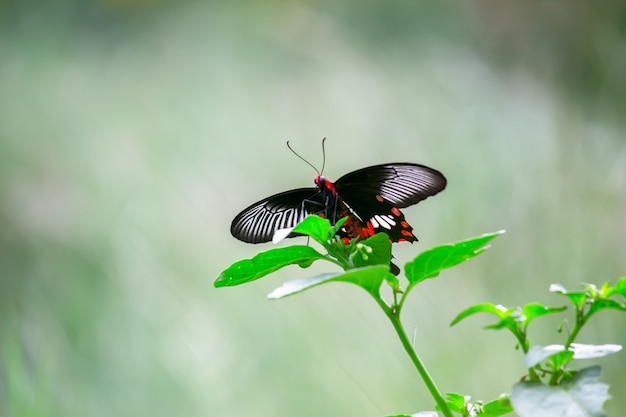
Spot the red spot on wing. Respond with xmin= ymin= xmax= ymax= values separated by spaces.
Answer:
xmin=376 ymin=195 xmax=384 ymax=202
xmin=391 ymin=207 xmax=401 ymax=216
xmin=366 ymin=221 xmax=376 ymax=236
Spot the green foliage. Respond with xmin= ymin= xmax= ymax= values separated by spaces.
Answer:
xmin=216 ymin=216 xmax=625 ymax=417
xmin=215 ymin=245 xmax=327 ymax=286
xmin=268 ymin=265 xmax=390 ymax=299
xmin=404 ymin=231 xmax=503 ymax=284
xmin=438 ymin=393 xmax=512 ymax=417
xmin=452 ymin=279 xmax=625 ymax=417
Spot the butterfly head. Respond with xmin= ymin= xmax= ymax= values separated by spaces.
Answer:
xmin=315 ymin=175 xmax=336 ymax=194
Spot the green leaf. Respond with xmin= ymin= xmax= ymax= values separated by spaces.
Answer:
xmin=267 ymin=265 xmax=390 ymax=299
xmin=549 ymin=284 xmax=587 ymax=310
xmin=588 ymin=298 xmax=626 ymax=316
xmin=480 ymin=395 xmax=513 ymax=417
xmin=442 ymin=392 xmax=466 ymax=413
xmin=450 ymin=303 xmax=509 ymax=327
xmin=215 ymin=245 xmax=327 ymax=287
xmin=511 ymin=366 xmax=609 ymax=417
xmin=291 ymin=215 xmax=334 ymax=245
xmin=484 ymin=306 xmax=522 ymax=332
xmin=351 ymin=232 xmax=392 ymax=268
xmin=405 ymin=231 xmax=504 ymax=286
xmin=522 ymin=303 xmax=567 ymax=326
xmin=606 ymin=277 xmax=626 ymax=298
xmin=452 ymin=304 xmax=522 ymax=336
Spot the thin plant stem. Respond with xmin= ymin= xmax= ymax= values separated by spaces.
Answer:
xmin=386 ymin=312 xmax=454 ymax=417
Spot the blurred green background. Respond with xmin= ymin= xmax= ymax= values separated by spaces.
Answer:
xmin=1 ymin=1 xmax=625 ymax=416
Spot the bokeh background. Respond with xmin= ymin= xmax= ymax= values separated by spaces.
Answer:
xmin=1 ymin=1 xmax=625 ymax=416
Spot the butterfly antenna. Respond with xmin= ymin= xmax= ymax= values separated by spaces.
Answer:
xmin=320 ymin=137 xmax=327 ymax=174
xmin=286 ymin=140 xmax=320 ymax=175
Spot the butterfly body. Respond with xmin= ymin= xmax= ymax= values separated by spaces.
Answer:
xmin=231 ymin=163 xmax=447 ymax=244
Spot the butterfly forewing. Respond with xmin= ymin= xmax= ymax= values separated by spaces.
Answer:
xmin=230 ymin=188 xmax=322 ymax=243
xmin=334 ymin=163 xmax=446 ymax=208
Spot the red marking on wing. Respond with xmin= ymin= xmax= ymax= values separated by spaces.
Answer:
xmin=366 ymin=221 xmax=376 ymax=236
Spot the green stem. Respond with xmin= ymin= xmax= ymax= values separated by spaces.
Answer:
xmin=386 ymin=312 xmax=454 ymax=417
xmin=564 ymin=310 xmax=586 ymax=348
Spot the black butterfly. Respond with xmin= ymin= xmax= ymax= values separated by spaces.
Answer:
xmin=230 ymin=161 xmax=447 ymax=245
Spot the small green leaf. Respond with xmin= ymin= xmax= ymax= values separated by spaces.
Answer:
xmin=450 ymin=303 xmax=509 ymax=327
xmin=215 ymin=246 xmax=327 ymax=287
xmin=480 ymin=395 xmax=513 ymax=417
xmin=549 ymin=350 xmax=576 ymax=373
xmin=549 ymin=284 xmax=587 ymax=310
xmin=511 ymin=366 xmax=609 ymax=417
xmin=606 ymin=277 xmax=626 ymax=298
xmin=331 ymin=216 xmax=349 ymax=235
xmin=442 ymin=392 xmax=467 ymax=412
xmin=405 ymin=231 xmax=504 ymax=286
xmin=291 ymin=215 xmax=334 ymax=245
xmin=588 ymin=298 xmax=626 ymax=316
xmin=522 ymin=303 xmax=567 ymax=326
xmin=267 ymin=265 xmax=390 ymax=299
xmin=484 ymin=306 xmax=522 ymax=332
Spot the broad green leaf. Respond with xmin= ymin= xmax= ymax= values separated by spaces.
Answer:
xmin=480 ymin=395 xmax=513 ymax=417
xmin=268 ymin=265 xmax=390 ymax=299
xmin=549 ymin=284 xmax=587 ymax=309
xmin=405 ymin=231 xmax=504 ymax=285
xmin=351 ymin=232 xmax=392 ymax=268
xmin=291 ymin=215 xmax=334 ymax=245
xmin=450 ymin=303 xmax=509 ymax=327
xmin=511 ymin=366 xmax=609 ymax=417
xmin=215 ymin=245 xmax=327 ymax=287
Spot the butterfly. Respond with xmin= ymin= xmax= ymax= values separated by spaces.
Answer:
xmin=230 ymin=142 xmax=447 ymax=246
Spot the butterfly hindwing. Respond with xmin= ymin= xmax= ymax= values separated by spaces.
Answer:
xmin=336 ymin=199 xmax=417 ymax=243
